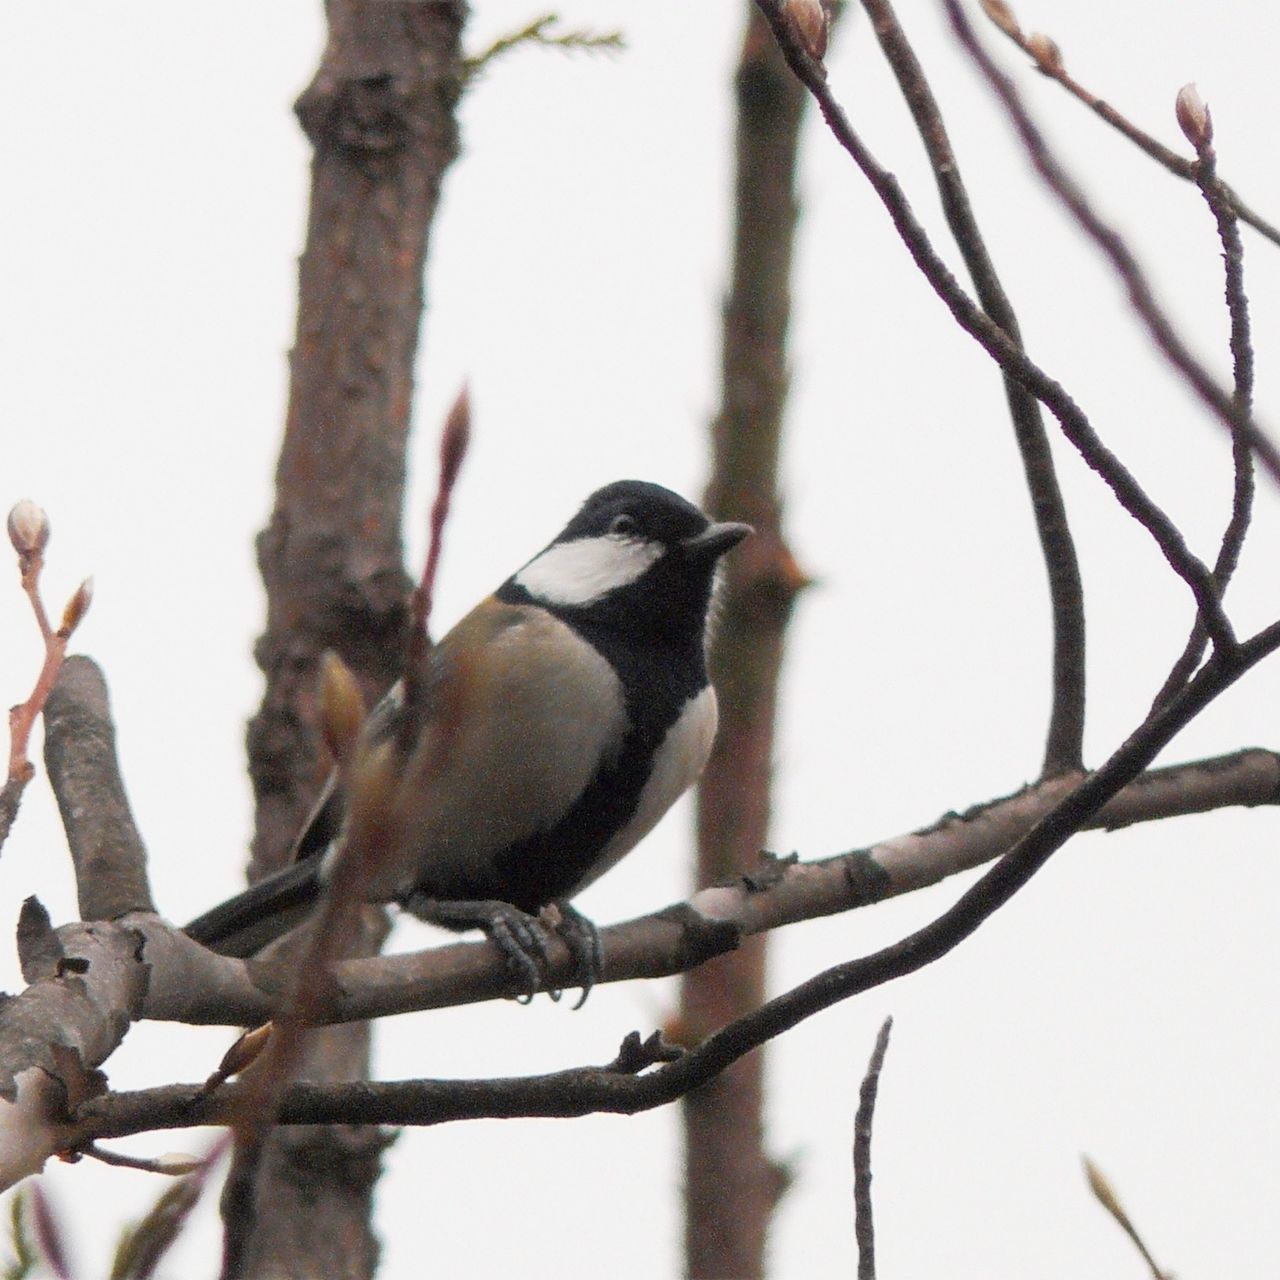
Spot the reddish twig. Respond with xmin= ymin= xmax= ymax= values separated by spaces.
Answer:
xmin=2 ymin=503 xmax=92 ymax=850
xmin=403 ymin=385 xmax=472 ymax=739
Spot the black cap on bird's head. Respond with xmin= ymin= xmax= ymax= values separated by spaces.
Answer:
xmin=506 ymin=481 xmax=751 ymax=640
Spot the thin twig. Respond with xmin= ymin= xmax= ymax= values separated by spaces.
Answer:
xmin=854 ymin=1016 xmax=893 ymax=1280
xmin=862 ymin=0 xmax=1084 ymax=775
xmin=753 ymin=0 xmax=1237 ymax=652
xmin=1082 ymin=1155 xmax=1170 ymax=1279
xmin=1150 ymin=113 xmax=1255 ymax=708
xmin=2 ymin=506 xmax=91 ymax=851
xmin=946 ymin=0 xmax=1280 ymax=492
xmin=980 ymin=6 xmax=1280 ymax=249
xmin=463 ymin=13 xmax=624 ymax=82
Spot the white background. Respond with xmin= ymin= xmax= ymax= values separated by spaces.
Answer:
xmin=1 ymin=2 xmax=1278 ymax=1276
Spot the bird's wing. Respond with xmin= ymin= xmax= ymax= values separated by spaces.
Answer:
xmin=353 ymin=600 xmax=630 ymax=902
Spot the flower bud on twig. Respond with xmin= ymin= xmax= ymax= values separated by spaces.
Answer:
xmin=1027 ymin=32 xmax=1063 ymax=75
xmin=980 ymin=0 xmax=1021 ymax=39
xmin=59 ymin=577 xmax=93 ymax=636
xmin=783 ymin=0 xmax=828 ymax=62
xmin=1175 ymin=82 xmax=1212 ymax=150
xmin=7 ymin=500 xmax=50 ymax=557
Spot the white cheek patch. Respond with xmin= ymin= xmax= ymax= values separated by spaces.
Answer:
xmin=515 ymin=535 xmax=664 ymax=607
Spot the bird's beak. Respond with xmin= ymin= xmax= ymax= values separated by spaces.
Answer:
xmin=681 ymin=521 xmax=753 ymax=560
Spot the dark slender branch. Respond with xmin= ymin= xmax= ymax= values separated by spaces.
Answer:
xmin=861 ymin=0 xmax=1084 ymax=775
xmin=1200 ymin=146 xmax=1256 ymax=583
xmin=983 ymin=11 xmax=1280 ymax=249
xmin=945 ymin=0 xmax=1280 ymax=492
xmin=75 ymin=619 xmax=1280 ymax=1143
xmin=854 ymin=1017 xmax=892 ymax=1280
xmin=752 ymin=0 xmax=1236 ymax=652
xmin=1150 ymin=126 xmax=1256 ymax=710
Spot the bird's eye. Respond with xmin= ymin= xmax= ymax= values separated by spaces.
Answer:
xmin=609 ymin=513 xmax=637 ymax=537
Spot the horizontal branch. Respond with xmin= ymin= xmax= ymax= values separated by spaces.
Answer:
xmin=136 ymin=745 xmax=1280 ymax=1028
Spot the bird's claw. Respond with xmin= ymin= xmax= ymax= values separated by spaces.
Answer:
xmin=405 ymin=894 xmax=601 ymax=1005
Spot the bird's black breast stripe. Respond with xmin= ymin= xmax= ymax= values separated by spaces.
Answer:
xmin=450 ymin=587 xmax=709 ymax=911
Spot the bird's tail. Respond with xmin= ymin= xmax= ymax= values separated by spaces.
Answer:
xmin=184 ymin=859 xmax=323 ymax=958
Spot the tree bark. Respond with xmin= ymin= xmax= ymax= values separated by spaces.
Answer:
xmin=683 ymin=8 xmax=811 ymax=1277
xmin=237 ymin=2 xmax=465 ymax=1275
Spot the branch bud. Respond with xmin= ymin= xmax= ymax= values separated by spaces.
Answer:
xmin=318 ymin=651 xmax=366 ymax=766
xmin=7 ymin=500 xmax=49 ymax=557
xmin=782 ymin=0 xmax=828 ymax=61
xmin=214 ymin=1022 xmax=273 ymax=1083
xmin=1027 ymin=32 xmax=1063 ymax=75
xmin=439 ymin=384 xmax=472 ymax=497
xmin=1082 ymin=1155 xmax=1129 ymax=1227
xmin=980 ymin=0 xmax=1022 ymax=39
xmin=1175 ymin=82 xmax=1212 ymax=149
xmin=59 ymin=577 xmax=93 ymax=636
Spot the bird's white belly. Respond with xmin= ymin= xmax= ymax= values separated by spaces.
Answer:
xmin=573 ymin=683 xmax=719 ymax=892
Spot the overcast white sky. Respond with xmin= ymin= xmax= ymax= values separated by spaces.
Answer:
xmin=1 ymin=2 xmax=1279 ymax=1277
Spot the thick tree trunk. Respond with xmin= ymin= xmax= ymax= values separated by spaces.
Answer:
xmin=683 ymin=8 xmax=811 ymax=1278
xmin=236 ymin=3 xmax=466 ymax=1275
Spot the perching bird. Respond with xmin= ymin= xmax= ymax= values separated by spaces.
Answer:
xmin=185 ymin=480 xmax=751 ymax=1000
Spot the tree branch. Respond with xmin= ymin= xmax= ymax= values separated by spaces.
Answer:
xmin=945 ymin=0 xmax=1280 ymax=489
xmin=43 ymin=657 xmax=154 ymax=921
xmin=854 ymin=1016 xmax=892 ymax=1280
xmin=70 ymin=613 xmax=1280 ymax=1148
xmin=862 ymin=0 xmax=1085 ymax=775
xmin=752 ymin=0 xmax=1238 ymax=650
xmin=980 ymin=6 xmax=1280 ymax=250
xmin=129 ymin=745 xmax=1280 ymax=1030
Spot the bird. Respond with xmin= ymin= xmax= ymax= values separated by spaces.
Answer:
xmin=184 ymin=480 xmax=751 ymax=1002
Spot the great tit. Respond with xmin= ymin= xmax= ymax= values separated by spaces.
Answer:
xmin=185 ymin=480 xmax=751 ymax=999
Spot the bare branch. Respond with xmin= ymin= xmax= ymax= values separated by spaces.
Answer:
xmin=944 ymin=0 xmax=1280 ymax=491
xmin=65 ymin=625 xmax=1280 ymax=1153
xmin=1152 ymin=104 xmax=1256 ymax=709
xmin=0 ymin=910 xmax=148 ymax=1189
xmin=1 ymin=504 xmax=88 ymax=852
xmin=854 ymin=1017 xmax=892 ymax=1280
xmin=43 ymin=657 xmax=154 ymax=920
xmin=862 ymin=0 xmax=1084 ymax=775
xmin=463 ymin=14 xmax=624 ymax=82
xmin=132 ymin=742 xmax=1280 ymax=1030
xmin=981 ymin=10 xmax=1280 ymax=249
xmin=751 ymin=0 xmax=1237 ymax=650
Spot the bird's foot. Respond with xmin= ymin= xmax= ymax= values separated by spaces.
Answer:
xmin=541 ymin=900 xmax=602 ymax=1009
xmin=404 ymin=895 xmax=552 ymax=1002
xmin=403 ymin=895 xmax=601 ymax=1006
